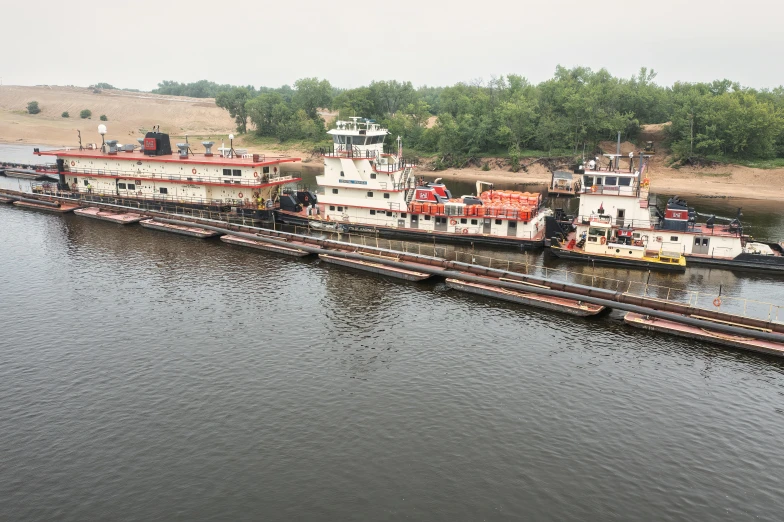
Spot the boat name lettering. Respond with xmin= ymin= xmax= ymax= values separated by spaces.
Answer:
xmin=338 ymin=179 xmax=368 ymax=185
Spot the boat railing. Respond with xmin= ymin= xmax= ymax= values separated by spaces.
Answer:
xmin=31 ymin=183 xmax=268 ymax=209
xmin=60 ymin=166 xmax=297 ymax=187
xmin=267 ymin=224 xmax=782 ymax=324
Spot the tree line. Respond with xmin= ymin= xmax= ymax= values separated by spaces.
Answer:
xmin=153 ymin=67 xmax=784 ymax=166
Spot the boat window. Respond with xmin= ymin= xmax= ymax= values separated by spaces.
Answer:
xmin=332 ymin=189 xmax=338 ymax=194
xmin=334 ymin=135 xmax=346 ymax=144
xmin=495 ymin=219 xmax=502 ymax=225
xmin=223 ymin=169 xmax=231 ymax=176
xmin=694 ymin=238 xmax=700 ymax=246
xmin=370 ymin=209 xmax=376 ymax=215
xmin=330 ymin=206 xmax=335 ymax=211
xmin=702 ymin=239 xmax=709 ymax=246
xmin=383 ymin=193 xmax=390 ymax=199
xmin=471 ymin=219 xmax=478 ymax=225
xmin=386 ymin=211 xmax=393 ymax=217
xmin=401 ymin=213 xmax=407 ymax=218
xmin=618 ymin=177 xmax=632 ymax=186
xmin=118 ymin=183 xmax=127 ymax=189
xmin=263 ymin=166 xmax=270 ymax=174
xmin=128 ymin=184 xmax=135 ymax=190
xmin=583 ymin=175 xmax=592 ymax=187
xmin=424 ymin=215 xmax=431 ymax=221
xmin=353 ymin=136 xmax=366 ymax=146
xmin=461 ymin=218 xmax=467 ymax=224
xmin=159 ymin=187 xmax=168 ymax=194
xmin=605 ymin=176 xmax=617 ymax=186
xmin=670 ymin=236 xmax=679 ymax=241
xmin=367 ymin=191 xmax=374 ymax=197
xmin=337 ymin=206 xmax=343 ymax=211
xmin=588 ymin=227 xmax=606 ymax=236
xmin=594 ymin=177 xmax=603 ymax=185
xmin=232 ymin=169 xmax=242 ymax=176
xmin=370 ymin=173 xmax=376 ymax=179
xmin=508 ymin=221 xmax=517 ymax=228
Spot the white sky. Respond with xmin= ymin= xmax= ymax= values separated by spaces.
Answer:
xmin=4 ymin=0 xmax=782 ymax=90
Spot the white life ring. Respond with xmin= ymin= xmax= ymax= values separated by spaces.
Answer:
xmin=70 ymin=161 xmax=75 ymax=166
xmin=462 ymin=228 xmax=468 ymax=234
xmin=254 ymin=172 xmax=259 ymax=178
xmin=238 ymin=192 xmax=243 ymax=198
xmin=450 ymin=219 xmax=457 ymax=226
xmin=191 ymin=168 xmax=197 ymax=174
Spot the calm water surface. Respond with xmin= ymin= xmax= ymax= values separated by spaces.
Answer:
xmin=3 ymin=144 xmax=784 ymax=520
xmin=2 ymin=203 xmax=784 ymax=521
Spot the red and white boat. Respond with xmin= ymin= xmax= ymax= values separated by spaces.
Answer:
xmin=276 ymin=117 xmax=552 ymax=249
xmin=34 ymin=128 xmax=301 ymax=216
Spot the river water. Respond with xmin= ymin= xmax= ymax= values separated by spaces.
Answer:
xmin=3 ymin=147 xmax=784 ymax=520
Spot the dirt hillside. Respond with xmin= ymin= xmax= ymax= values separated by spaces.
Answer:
xmin=0 ymin=85 xmax=236 ymax=147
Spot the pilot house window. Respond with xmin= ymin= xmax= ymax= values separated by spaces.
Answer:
xmin=223 ymin=169 xmax=231 ymax=176
xmin=263 ymin=167 xmax=270 ymax=174
xmin=118 ymin=183 xmax=126 ymax=189
xmin=159 ymin=187 xmax=168 ymax=194
xmin=232 ymin=169 xmax=241 ymax=176
xmin=332 ymin=189 xmax=339 ymax=194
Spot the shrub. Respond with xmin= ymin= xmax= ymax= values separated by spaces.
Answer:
xmin=62 ymin=111 xmax=70 ymax=118
xmin=80 ymin=109 xmax=92 ymax=119
xmin=100 ymin=114 xmax=107 ymax=121
xmin=27 ymin=101 xmax=41 ymax=114
xmin=481 ymin=162 xmax=490 ymax=171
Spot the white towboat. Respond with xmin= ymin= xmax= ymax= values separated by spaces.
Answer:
xmin=276 ymin=117 xmax=552 ymax=250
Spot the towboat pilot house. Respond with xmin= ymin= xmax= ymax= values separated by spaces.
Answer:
xmin=36 ymin=130 xmax=300 ymax=209
xmin=277 ymin=117 xmax=552 ymax=248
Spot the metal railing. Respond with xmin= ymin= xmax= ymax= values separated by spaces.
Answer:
xmin=59 ymin=166 xmax=297 ymax=187
xmin=576 ymin=214 xmax=743 ymax=237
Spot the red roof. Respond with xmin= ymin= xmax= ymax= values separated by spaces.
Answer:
xmin=37 ymin=148 xmax=300 ymax=167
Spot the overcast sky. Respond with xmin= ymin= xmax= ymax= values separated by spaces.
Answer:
xmin=4 ymin=0 xmax=781 ymax=91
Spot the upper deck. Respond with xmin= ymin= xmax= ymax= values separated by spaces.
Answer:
xmin=37 ymin=148 xmax=300 ymax=168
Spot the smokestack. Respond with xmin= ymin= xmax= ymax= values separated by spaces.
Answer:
xmin=176 ymin=143 xmax=188 ymax=159
xmin=202 ymin=141 xmax=214 ymax=157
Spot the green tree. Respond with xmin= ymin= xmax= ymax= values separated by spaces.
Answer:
xmin=216 ymin=87 xmax=252 ymax=133
xmin=27 ymin=101 xmax=41 ymax=114
xmin=80 ymin=109 xmax=92 ymax=119
xmin=292 ymin=78 xmax=333 ymax=120
xmin=61 ymin=111 xmax=69 ymax=118
xmin=100 ymin=114 xmax=108 ymax=121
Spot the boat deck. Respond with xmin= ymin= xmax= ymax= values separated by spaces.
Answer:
xmin=221 ymin=235 xmax=309 ymax=257
xmin=446 ymin=278 xmax=605 ymax=317
xmin=13 ymin=200 xmax=79 ymax=213
xmin=74 ymin=207 xmax=144 ymax=224
xmin=139 ymin=219 xmax=221 ymax=238
xmin=624 ymin=312 xmax=784 ymax=357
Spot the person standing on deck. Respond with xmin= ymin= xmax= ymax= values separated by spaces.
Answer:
xmin=629 ymin=151 xmax=634 ymax=173
xmin=87 ymin=183 xmax=92 ymax=194
xmin=588 ymin=158 xmax=596 ymax=171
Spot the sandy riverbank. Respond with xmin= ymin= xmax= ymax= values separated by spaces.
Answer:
xmin=2 ymin=85 xmax=783 ymax=201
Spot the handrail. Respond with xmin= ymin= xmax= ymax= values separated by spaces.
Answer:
xmin=59 ymin=166 xmax=297 ymax=187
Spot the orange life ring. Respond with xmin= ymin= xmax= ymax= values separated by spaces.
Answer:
xmin=70 ymin=161 xmax=75 ymax=166
xmin=462 ymin=228 xmax=468 ymax=234
xmin=591 ymin=185 xmax=598 ymax=193
xmin=600 ymin=236 xmax=607 ymax=245
xmin=713 ymin=297 xmax=722 ymax=307
xmin=192 ymin=168 xmax=197 ymax=174
xmin=449 ymin=219 xmax=457 ymax=226
xmin=656 ymin=236 xmax=663 ymax=242
xmin=238 ymin=192 xmax=243 ymax=198
xmin=254 ymin=172 xmax=259 ymax=178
